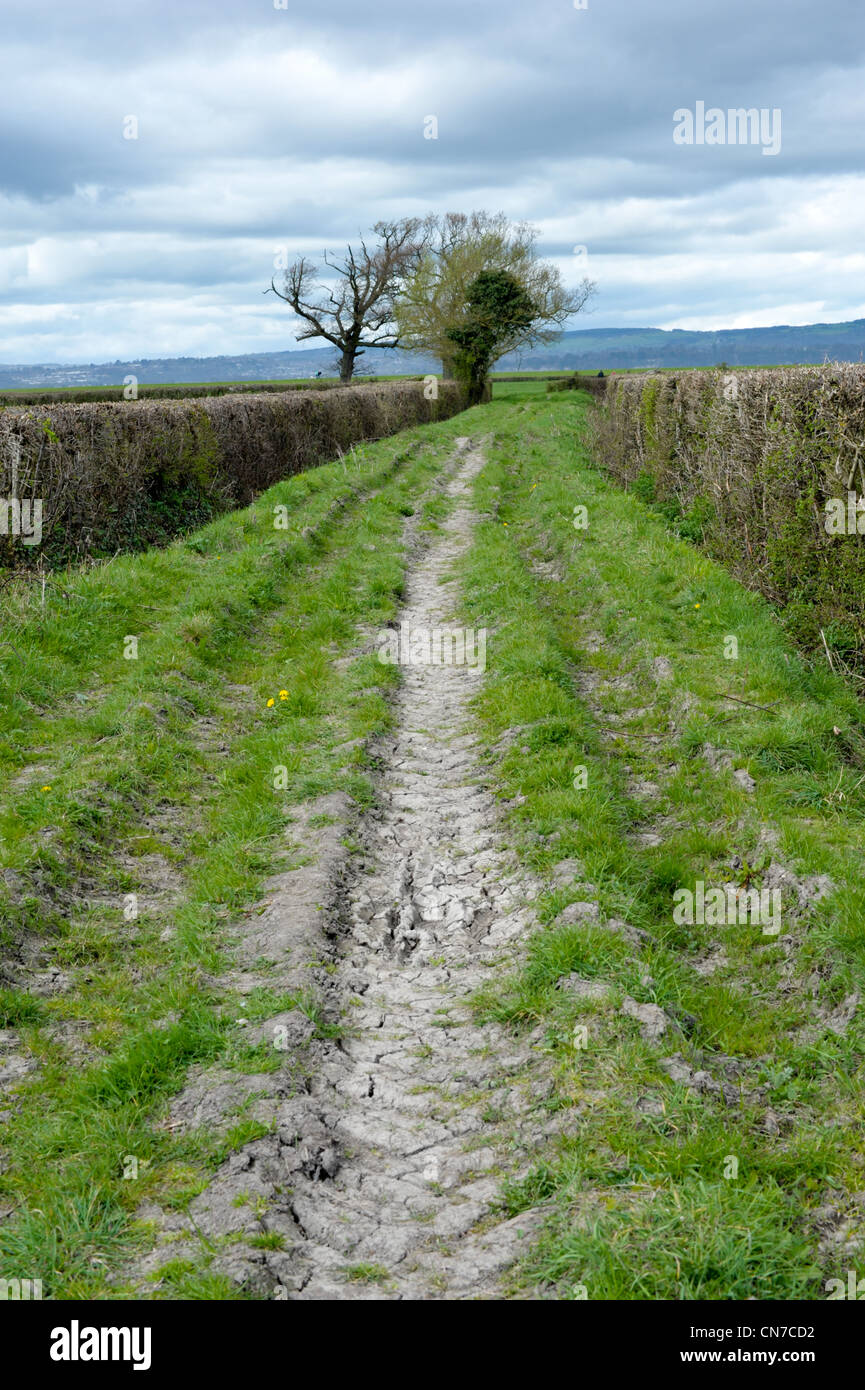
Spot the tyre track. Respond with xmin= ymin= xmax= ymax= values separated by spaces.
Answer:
xmin=132 ymin=437 xmax=552 ymax=1300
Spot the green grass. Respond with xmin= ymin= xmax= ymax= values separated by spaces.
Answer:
xmin=451 ymin=387 xmax=865 ymax=1300
xmin=342 ymin=1262 xmax=390 ymax=1284
xmin=0 ymin=408 xmax=473 ymax=1297
xmin=491 ymin=378 xmax=555 ymax=403
xmin=3 ymin=378 xmax=865 ymax=1301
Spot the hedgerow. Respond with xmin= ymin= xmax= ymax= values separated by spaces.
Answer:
xmin=0 ymin=379 xmax=464 ymax=565
xmin=588 ymin=364 xmax=865 ymax=668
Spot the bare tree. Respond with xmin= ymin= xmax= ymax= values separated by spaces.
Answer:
xmin=265 ymin=219 xmax=423 ymax=383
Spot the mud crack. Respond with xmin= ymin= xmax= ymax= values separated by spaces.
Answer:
xmin=124 ymin=438 xmax=552 ymax=1302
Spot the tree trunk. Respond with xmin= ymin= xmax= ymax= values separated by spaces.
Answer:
xmin=466 ymin=377 xmax=488 ymax=407
xmin=466 ymin=360 xmax=489 ymax=406
xmin=440 ymin=355 xmax=456 ymax=381
xmin=339 ymin=348 xmax=355 ymax=383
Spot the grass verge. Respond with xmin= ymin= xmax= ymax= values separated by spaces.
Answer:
xmin=455 ymin=388 xmax=865 ymax=1300
xmin=0 ymin=412 xmax=471 ymax=1297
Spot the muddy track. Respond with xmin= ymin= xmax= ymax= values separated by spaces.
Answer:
xmin=129 ymin=437 xmax=553 ymax=1301
xmin=0 ymin=446 xmax=431 ymax=1103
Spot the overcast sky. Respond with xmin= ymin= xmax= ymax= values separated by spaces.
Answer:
xmin=1 ymin=0 xmax=863 ymax=363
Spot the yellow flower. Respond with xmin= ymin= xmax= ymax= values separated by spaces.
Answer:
xmin=695 ymin=603 xmax=701 ymax=609
xmin=279 ymin=690 xmax=288 ymax=700
xmin=41 ymin=784 xmax=51 ymax=791
xmin=266 ymin=698 xmax=275 ymax=707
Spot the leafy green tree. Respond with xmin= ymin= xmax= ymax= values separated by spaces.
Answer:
xmin=446 ymin=270 xmax=537 ymax=404
xmin=395 ymin=211 xmax=595 ymax=378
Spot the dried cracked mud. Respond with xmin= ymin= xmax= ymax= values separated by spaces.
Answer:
xmin=130 ymin=438 xmax=553 ymax=1300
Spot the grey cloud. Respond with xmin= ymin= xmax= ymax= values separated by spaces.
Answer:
xmin=0 ymin=0 xmax=863 ymax=361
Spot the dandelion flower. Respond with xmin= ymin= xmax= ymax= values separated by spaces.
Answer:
xmin=266 ymin=697 xmax=275 ymax=707
xmin=279 ymin=690 xmax=288 ymax=700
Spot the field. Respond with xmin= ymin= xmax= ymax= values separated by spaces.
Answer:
xmin=1 ymin=376 xmax=864 ymax=1300
xmin=0 ymin=370 xmax=571 ymax=404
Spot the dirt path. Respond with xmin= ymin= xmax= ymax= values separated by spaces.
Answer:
xmin=132 ymin=439 xmax=552 ymax=1300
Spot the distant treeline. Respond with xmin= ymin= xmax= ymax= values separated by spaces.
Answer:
xmin=548 ymin=373 xmax=610 ymax=397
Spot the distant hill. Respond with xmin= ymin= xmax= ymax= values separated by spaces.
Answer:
xmin=507 ymin=319 xmax=865 ymax=371
xmin=0 ymin=346 xmax=437 ymax=390
xmin=1 ymin=317 xmax=863 ymax=388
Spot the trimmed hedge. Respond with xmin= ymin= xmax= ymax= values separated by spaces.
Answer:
xmin=0 ymin=379 xmax=464 ymax=566
xmin=589 ymin=363 xmax=865 ymax=667
xmin=548 ymin=373 xmax=609 ymax=398
xmin=491 ymin=372 xmax=573 ymax=382
xmin=0 ymin=378 xmax=405 ymax=407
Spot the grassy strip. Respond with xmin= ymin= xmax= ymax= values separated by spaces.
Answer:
xmin=0 ymin=411 xmax=472 ymax=1297
xmin=456 ymin=389 xmax=865 ymax=1299
xmin=0 ymin=444 xmax=374 ymax=772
